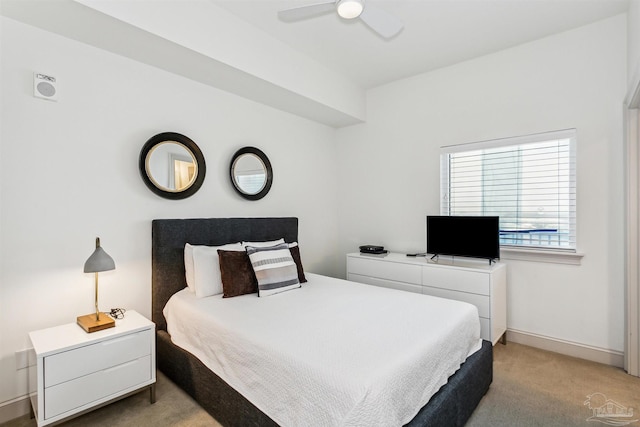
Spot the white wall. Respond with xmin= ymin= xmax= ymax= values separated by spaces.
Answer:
xmin=0 ymin=17 xmax=340 ymax=407
xmin=336 ymin=15 xmax=627 ymax=354
xmin=629 ymin=0 xmax=640 ymax=85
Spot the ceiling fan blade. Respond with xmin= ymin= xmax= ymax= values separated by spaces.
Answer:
xmin=278 ymin=1 xmax=336 ymax=22
xmin=359 ymin=4 xmax=403 ymax=39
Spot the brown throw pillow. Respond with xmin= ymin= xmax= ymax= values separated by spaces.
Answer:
xmin=218 ymin=250 xmax=258 ymax=298
xmin=289 ymin=245 xmax=307 ymax=283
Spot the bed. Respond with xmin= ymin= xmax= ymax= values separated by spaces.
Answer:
xmin=152 ymin=217 xmax=492 ymax=426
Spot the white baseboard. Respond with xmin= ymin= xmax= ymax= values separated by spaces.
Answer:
xmin=0 ymin=395 xmax=30 ymax=424
xmin=507 ymin=328 xmax=624 ymax=368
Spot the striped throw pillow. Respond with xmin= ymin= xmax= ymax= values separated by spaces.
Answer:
xmin=246 ymin=243 xmax=301 ymax=297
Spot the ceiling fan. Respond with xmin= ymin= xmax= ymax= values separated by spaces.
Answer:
xmin=278 ymin=0 xmax=404 ymax=39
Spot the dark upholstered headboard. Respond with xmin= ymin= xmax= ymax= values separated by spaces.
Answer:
xmin=152 ymin=217 xmax=299 ymax=332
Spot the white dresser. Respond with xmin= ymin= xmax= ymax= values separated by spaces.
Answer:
xmin=347 ymin=253 xmax=507 ymax=345
xmin=28 ymin=310 xmax=156 ymax=426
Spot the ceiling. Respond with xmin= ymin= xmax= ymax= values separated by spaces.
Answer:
xmin=0 ymin=0 xmax=630 ymax=127
xmin=213 ymin=0 xmax=630 ymax=89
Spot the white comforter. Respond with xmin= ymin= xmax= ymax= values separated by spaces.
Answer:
xmin=164 ymin=273 xmax=482 ymax=427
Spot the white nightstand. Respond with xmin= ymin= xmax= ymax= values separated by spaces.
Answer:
xmin=28 ymin=310 xmax=156 ymax=426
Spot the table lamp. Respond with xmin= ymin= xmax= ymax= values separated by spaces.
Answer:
xmin=77 ymin=237 xmax=116 ymax=333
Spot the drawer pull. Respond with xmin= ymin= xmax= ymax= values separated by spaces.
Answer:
xmin=104 ymin=359 xmax=139 ymax=373
xmin=102 ymin=333 xmax=139 ymax=346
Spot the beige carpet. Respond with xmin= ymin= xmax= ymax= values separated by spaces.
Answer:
xmin=3 ymin=342 xmax=639 ymax=426
xmin=467 ymin=342 xmax=640 ymax=426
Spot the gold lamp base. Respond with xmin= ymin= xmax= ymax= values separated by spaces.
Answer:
xmin=77 ymin=312 xmax=115 ymax=333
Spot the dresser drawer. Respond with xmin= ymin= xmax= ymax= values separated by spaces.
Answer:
xmin=421 ymin=285 xmax=490 ymax=318
xmin=479 ymin=317 xmax=490 ymax=342
xmin=45 ymin=329 xmax=152 ymax=386
xmin=45 ymin=355 xmax=152 ymax=419
xmin=348 ymin=256 xmax=422 ymax=285
xmin=423 ymin=266 xmax=490 ymax=295
xmin=349 ymin=273 xmax=423 ymax=294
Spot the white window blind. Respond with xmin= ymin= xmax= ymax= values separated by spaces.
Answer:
xmin=440 ymin=129 xmax=576 ymax=251
xmin=235 ymin=171 xmax=266 ymax=194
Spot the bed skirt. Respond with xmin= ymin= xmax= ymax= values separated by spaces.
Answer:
xmin=156 ymin=330 xmax=492 ymax=427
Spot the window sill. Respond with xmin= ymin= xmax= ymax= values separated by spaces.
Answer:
xmin=500 ymin=247 xmax=584 ymax=265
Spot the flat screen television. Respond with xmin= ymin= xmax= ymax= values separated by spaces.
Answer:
xmin=426 ymin=216 xmax=500 ymax=262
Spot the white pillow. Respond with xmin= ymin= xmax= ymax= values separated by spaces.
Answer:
xmin=184 ymin=243 xmax=196 ymax=292
xmin=242 ymin=238 xmax=285 ymax=248
xmin=190 ymin=243 xmax=244 ymax=298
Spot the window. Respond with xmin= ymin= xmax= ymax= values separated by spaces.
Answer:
xmin=235 ymin=173 xmax=265 ymax=194
xmin=440 ymin=129 xmax=576 ymax=251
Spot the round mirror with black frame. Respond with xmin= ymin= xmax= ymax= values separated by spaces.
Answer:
xmin=230 ymin=146 xmax=273 ymax=200
xmin=139 ymin=132 xmax=206 ymax=200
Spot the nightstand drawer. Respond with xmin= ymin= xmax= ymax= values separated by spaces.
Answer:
xmin=421 ymin=285 xmax=490 ymax=318
xmin=348 ymin=256 xmax=422 ymax=285
xmin=44 ymin=355 xmax=152 ymax=419
xmin=45 ymin=329 xmax=152 ymax=386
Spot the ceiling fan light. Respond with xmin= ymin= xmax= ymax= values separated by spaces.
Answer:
xmin=337 ymin=0 xmax=363 ymax=19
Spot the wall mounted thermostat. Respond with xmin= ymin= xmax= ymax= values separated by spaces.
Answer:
xmin=34 ymin=73 xmax=58 ymax=101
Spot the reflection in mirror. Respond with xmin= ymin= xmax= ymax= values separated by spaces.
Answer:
xmin=230 ymin=147 xmax=272 ymax=200
xmin=139 ymin=132 xmax=206 ymax=200
xmin=146 ymin=141 xmax=197 ymax=192
xmin=233 ymin=154 xmax=266 ymax=195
